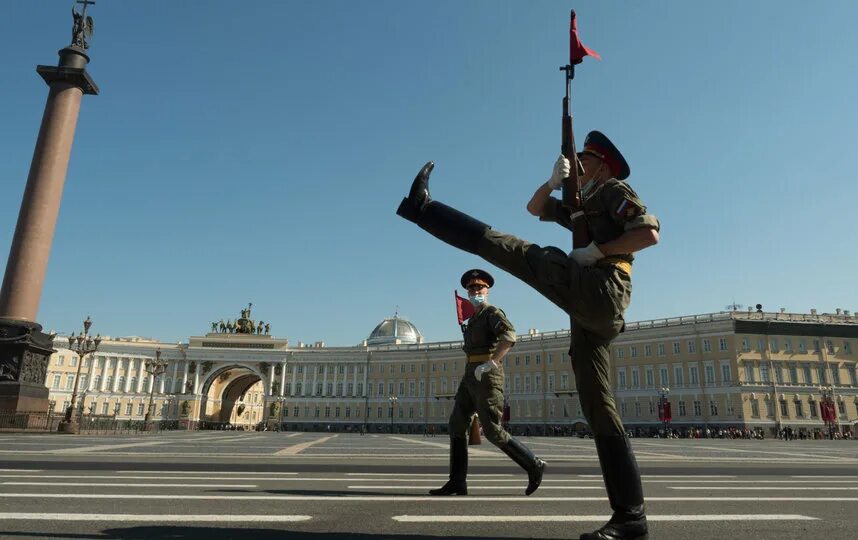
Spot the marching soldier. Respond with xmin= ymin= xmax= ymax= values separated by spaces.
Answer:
xmin=430 ymin=269 xmax=546 ymax=497
xmin=397 ymin=131 xmax=658 ymax=540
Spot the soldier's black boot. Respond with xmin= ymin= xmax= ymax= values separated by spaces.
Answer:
xmin=500 ymin=437 xmax=546 ymax=496
xmin=429 ymin=437 xmax=468 ymax=496
xmin=580 ymin=435 xmax=648 ymax=540
xmin=396 ymin=162 xmax=490 ymax=255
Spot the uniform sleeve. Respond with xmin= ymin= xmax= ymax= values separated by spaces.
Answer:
xmin=538 ymin=196 xmax=574 ymax=232
xmin=487 ymin=307 xmax=517 ymax=344
xmin=602 ymin=181 xmax=660 ymax=232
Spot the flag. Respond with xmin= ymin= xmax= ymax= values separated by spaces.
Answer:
xmin=569 ymin=10 xmax=601 ymax=65
xmin=455 ymin=291 xmax=475 ymax=324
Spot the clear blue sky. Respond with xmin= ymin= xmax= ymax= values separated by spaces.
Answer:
xmin=2 ymin=1 xmax=856 ymax=346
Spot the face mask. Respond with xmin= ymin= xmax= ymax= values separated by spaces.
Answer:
xmin=469 ymin=294 xmax=487 ymax=307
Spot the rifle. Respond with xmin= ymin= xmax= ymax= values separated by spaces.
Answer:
xmin=560 ymin=9 xmax=600 ymax=249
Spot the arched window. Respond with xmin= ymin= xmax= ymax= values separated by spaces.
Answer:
xmin=93 ymin=375 xmax=102 ymax=390
xmin=174 ymin=380 xmax=183 ymax=393
xmin=130 ymin=377 xmax=137 ymax=392
xmin=118 ymin=376 xmax=126 ymax=391
xmin=165 ymin=377 xmax=172 ymax=393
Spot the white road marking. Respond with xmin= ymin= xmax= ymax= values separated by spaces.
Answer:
xmin=793 ymin=475 xmax=858 ymax=478
xmin=1 ymin=482 xmax=258 ymax=488
xmin=0 ymin=493 xmax=855 ymax=502
xmin=0 ymin=469 xmax=42 ymax=472
xmin=387 ymin=436 xmax=497 ymax=457
xmin=0 ymin=513 xmax=311 ymax=522
xmin=275 ymin=435 xmax=338 ymax=455
xmin=578 ymin=474 xmax=735 ymax=478
xmin=44 ymin=440 xmax=170 ymax=453
xmin=116 ymin=470 xmax=298 ymax=475
xmin=671 ymin=486 xmax=858 ymax=491
xmin=348 ymin=485 xmax=604 ymax=490
xmin=392 ymin=514 xmax=819 ymax=522
xmin=346 ymin=472 xmax=514 ymax=477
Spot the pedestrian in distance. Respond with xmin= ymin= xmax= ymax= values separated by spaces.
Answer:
xmin=428 ymin=269 xmax=546 ymax=497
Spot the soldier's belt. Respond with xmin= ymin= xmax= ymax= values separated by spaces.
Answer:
xmin=597 ymin=256 xmax=632 ymax=276
xmin=467 ymin=353 xmax=492 ymax=363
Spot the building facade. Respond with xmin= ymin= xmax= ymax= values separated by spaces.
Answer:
xmin=43 ymin=309 xmax=858 ymax=436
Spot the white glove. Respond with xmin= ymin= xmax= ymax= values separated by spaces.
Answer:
xmin=547 ymin=155 xmax=571 ymax=190
xmin=474 ymin=360 xmax=496 ymax=382
xmin=570 ymin=241 xmax=604 ymax=267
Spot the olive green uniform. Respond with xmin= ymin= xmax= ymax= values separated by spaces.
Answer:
xmin=474 ymin=179 xmax=659 ymax=437
xmin=449 ymin=304 xmax=516 ymax=446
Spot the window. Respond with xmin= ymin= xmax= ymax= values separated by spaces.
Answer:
xmin=802 ymin=365 xmax=812 ymax=385
xmin=119 ymin=376 xmax=126 ymax=390
xmin=838 ymin=400 xmax=846 ymax=415
xmin=69 ymin=356 xmax=77 ymax=367
xmin=672 ymin=342 xmax=681 ymax=354
xmin=831 ymin=365 xmax=841 ymax=385
xmin=534 ymin=374 xmax=542 ymax=392
xmin=813 ymin=340 xmax=820 ymax=353
xmin=687 ymin=341 xmax=697 ymax=354
xmin=316 ymin=383 xmax=323 ymax=395
xmin=826 ymin=341 xmax=835 ymax=354
xmin=779 ymin=400 xmax=789 ymax=417
xmin=845 ymin=342 xmax=853 ymax=355
xmin=673 ymin=366 xmax=684 ymax=386
xmin=645 ymin=345 xmax=652 ymax=357
xmin=817 ymin=365 xmax=827 ymax=385
xmin=399 ymin=382 xmax=405 ymax=395
xmin=327 ymin=383 xmax=334 ymax=395
xmin=347 ymin=383 xmax=353 ymax=395
xmin=615 ymin=347 xmax=625 ymax=359
xmin=750 ymin=399 xmax=760 ymax=417
xmin=741 ymin=338 xmax=750 ymax=353
xmin=710 ymin=400 xmax=718 ymax=416
xmin=809 ymin=400 xmax=818 ymax=418
xmin=775 ymin=364 xmax=784 ymax=384
xmin=659 ymin=367 xmax=668 ymax=386
xmin=678 ymin=400 xmax=686 ymax=416
xmin=645 ymin=368 xmax=654 ymax=387
xmin=137 ymin=403 xmax=144 ymax=415
xmin=794 ymin=400 xmax=804 ymax=418
xmin=721 ymin=364 xmax=731 ymax=383
xmin=560 ymin=374 xmax=569 ymax=389
xmin=689 ymin=366 xmax=699 ymax=385
xmin=744 ymin=363 xmax=755 ymax=383
xmin=125 ymin=403 xmax=132 ymax=415
xmin=848 ymin=365 xmax=857 ymax=386
xmin=784 ymin=339 xmax=792 ymax=353
xmin=788 ymin=364 xmax=798 ymax=384
xmin=703 ymin=339 xmax=711 ymax=353
xmin=617 ymin=370 xmax=627 ymax=389
xmin=334 ymin=407 xmax=340 ymax=418
xmin=56 ymin=355 xmax=64 ymax=366
xmin=535 ymin=354 xmax=541 ymax=365
xmin=634 ymin=402 xmax=641 ymax=417
xmin=620 ymin=402 xmax=627 ymax=416
xmin=548 ymin=374 xmax=555 ymax=392
xmin=101 ymin=402 xmax=109 ymax=415
xmin=630 ymin=346 xmax=638 ymax=358
xmin=106 ymin=376 xmax=114 ymax=389
xmin=657 ymin=344 xmax=665 ymax=357
xmin=760 ymin=364 xmax=770 ymax=382
xmin=693 ymin=400 xmax=701 ymax=416
xmin=525 ymin=355 xmax=530 ymax=365
xmin=704 ymin=365 xmax=715 ymax=385
xmin=765 ymin=399 xmax=773 ymax=417
xmin=547 ymin=353 xmax=553 ymax=364
xmin=770 ymin=339 xmax=779 ymax=353
xmin=719 ymin=338 xmax=728 ymax=352
xmin=295 ymin=382 xmax=302 ymax=395
xmin=798 ymin=340 xmax=806 ymax=353
xmin=631 ymin=370 xmax=640 ymax=389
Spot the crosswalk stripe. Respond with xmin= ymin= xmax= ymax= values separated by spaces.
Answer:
xmin=1 ymin=482 xmax=257 ymax=487
xmin=275 ymin=435 xmax=338 ymax=455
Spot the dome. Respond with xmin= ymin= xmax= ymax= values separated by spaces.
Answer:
xmin=366 ymin=315 xmax=423 ymax=346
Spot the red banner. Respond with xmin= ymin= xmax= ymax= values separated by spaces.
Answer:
xmin=658 ymin=400 xmax=672 ymax=422
xmin=455 ymin=291 xmax=475 ymax=324
xmin=569 ymin=11 xmax=601 ymax=65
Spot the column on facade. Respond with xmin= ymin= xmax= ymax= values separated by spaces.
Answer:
xmin=268 ymin=363 xmax=275 ymax=395
xmin=331 ymin=364 xmax=338 ymax=397
xmin=322 ymin=365 xmax=329 ymax=397
xmin=181 ymin=362 xmax=189 ymax=395
xmin=311 ymin=364 xmax=317 ymax=397
xmin=99 ymin=358 xmax=109 ymax=391
xmin=193 ymin=365 xmax=200 ymax=394
xmin=148 ymin=371 xmax=154 ymax=394
xmin=171 ymin=361 xmax=180 ymax=394
xmin=124 ymin=362 xmax=132 ymax=393
xmin=302 ymin=364 xmax=308 ymax=397
xmin=352 ymin=365 xmax=359 ymax=397
xmin=87 ymin=356 xmax=97 ymax=390
xmin=136 ymin=359 xmax=145 ymax=393
xmin=111 ymin=357 xmax=121 ymax=392
xmin=280 ymin=359 xmax=287 ymax=397
xmin=158 ymin=369 xmax=166 ymax=394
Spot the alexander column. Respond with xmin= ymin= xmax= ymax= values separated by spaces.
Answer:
xmin=0 ymin=2 xmax=99 ymax=413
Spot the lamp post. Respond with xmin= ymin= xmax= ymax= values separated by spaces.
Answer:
xmin=143 ymin=348 xmax=168 ymax=431
xmin=819 ymin=386 xmax=838 ymax=440
xmin=57 ymin=316 xmax=100 ymax=433
xmin=388 ymin=395 xmax=398 ymax=434
xmin=658 ymin=386 xmax=671 ymax=436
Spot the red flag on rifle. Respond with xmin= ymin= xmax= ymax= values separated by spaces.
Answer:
xmin=455 ymin=291 xmax=475 ymax=324
xmin=569 ymin=11 xmax=601 ymax=64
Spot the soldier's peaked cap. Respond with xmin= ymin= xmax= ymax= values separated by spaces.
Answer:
xmin=579 ymin=130 xmax=630 ymax=180
xmin=461 ymin=269 xmax=494 ymax=289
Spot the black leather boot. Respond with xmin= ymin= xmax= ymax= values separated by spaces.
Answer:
xmin=500 ymin=438 xmax=546 ymax=496
xmin=579 ymin=435 xmax=648 ymax=540
xmin=396 ymin=162 xmax=490 ymax=255
xmin=429 ymin=437 xmax=468 ymax=496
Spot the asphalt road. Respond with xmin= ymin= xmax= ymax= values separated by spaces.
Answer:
xmin=0 ymin=431 xmax=856 ymax=539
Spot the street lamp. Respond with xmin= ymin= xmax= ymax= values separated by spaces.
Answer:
xmin=658 ymin=386 xmax=671 ymax=436
xmin=819 ymin=386 xmax=838 ymax=440
xmin=57 ymin=316 xmax=101 ymax=434
xmin=388 ymin=395 xmax=398 ymax=434
xmin=143 ymin=348 xmax=168 ymax=430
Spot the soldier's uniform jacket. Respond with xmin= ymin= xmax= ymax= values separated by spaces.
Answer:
xmin=462 ymin=305 xmax=516 ymax=356
xmin=539 ymin=179 xmax=660 ymax=265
